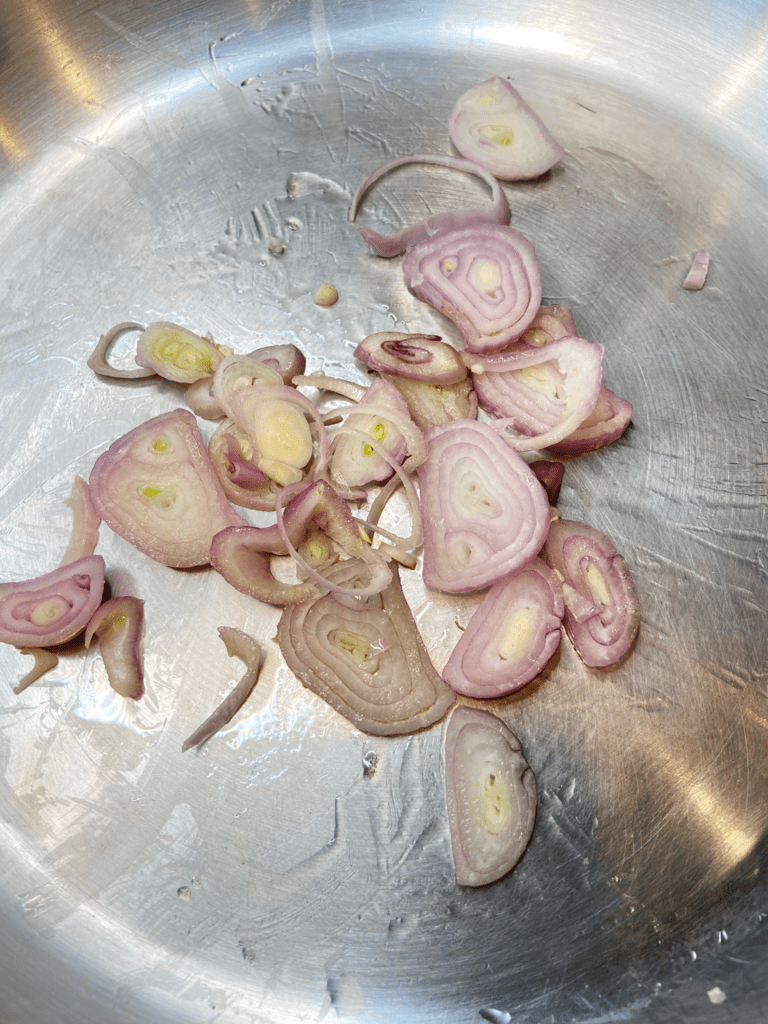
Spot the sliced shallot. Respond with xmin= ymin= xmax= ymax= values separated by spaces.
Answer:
xmin=348 ymin=154 xmax=510 ymax=258
xmin=546 ymin=384 xmax=633 ymax=456
xmin=87 ymin=322 xmax=156 ymax=380
xmin=682 ymin=249 xmax=710 ymax=291
xmin=89 ymin=409 xmax=246 ymax=568
xmin=0 ymin=555 xmax=105 ymax=648
xmin=448 ymin=77 xmax=564 ymax=181
xmin=354 ymin=332 xmax=468 ymax=386
xmin=542 ymin=518 xmax=640 ymax=668
xmin=182 ymin=627 xmax=263 ymax=751
xmin=442 ymin=558 xmax=563 ymax=698
xmin=470 ymin=336 xmax=604 ymax=451
xmin=402 ymin=223 xmax=542 ymax=354
xmin=136 ymin=321 xmax=228 ymax=383
xmin=85 ymin=596 xmax=145 ymax=700
xmin=59 ymin=476 xmax=101 ymax=566
xmin=277 ymin=561 xmax=455 ymax=736
xmin=417 ymin=419 xmax=550 ymax=594
xmin=13 ymin=648 xmax=59 ymax=695
xmin=520 ymin=303 xmax=577 ymax=348
xmin=381 ymin=373 xmax=477 ymax=431
xmin=328 ymin=378 xmax=410 ymax=489
xmin=444 ymin=705 xmax=537 ymax=887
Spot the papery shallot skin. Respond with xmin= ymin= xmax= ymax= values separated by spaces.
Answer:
xmin=442 ymin=558 xmax=564 ymax=698
xmin=0 ymin=555 xmax=105 ymax=648
xmin=444 ymin=705 xmax=537 ymax=887
xmin=277 ymin=562 xmax=455 ymax=736
xmin=89 ymin=409 xmax=246 ymax=568
xmin=448 ymin=77 xmax=564 ymax=181
xmin=542 ymin=518 xmax=640 ymax=668
xmin=418 ymin=419 xmax=550 ymax=594
xmin=402 ymin=223 xmax=542 ymax=354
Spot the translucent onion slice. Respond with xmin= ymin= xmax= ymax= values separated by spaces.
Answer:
xmin=59 ymin=476 xmax=101 ymax=566
xmin=448 ymin=77 xmax=564 ymax=181
xmin=328 ymin=379 xmax=410 ymax=489
xmin=354 ymin=332 xmax=467 ymax=386
xmin=85 ymin=596 xmax=145 ymax=700
xmin=14 ymin=649 xmax=59 ymax=695
xmin=228 ymin=383 xmax=321 ymax=486
xmin=182 ymin=627 xmax=263 ymax=751
xmin=348 ymin=154 xmax=510 ymax=258
xmin=277 ymin=562 xmax=455 ymax=736
xmin=135 ymin=321 xmax=227 ymax=383
xmin=381 ymin=373 xmax=478 ymax=431
xmin=0 ymin=555 xmax=105 ymax=648
xmin=444 ymin=705 xmax=537 ymax=887
xmin=89 ymin=409 xmax=246 ymax=568
xmin=542 ymin=518 xmax=640 ymax=668
xmin=442 ymin=558 xmax=563 ymax=698
xmin=418 ymin=419 xmax=550 ymax=594
xmin=87 ymin=322 xmax=156 ymax=380
xmin=469 ymin=337 xmax=604 ymax=451
xmin=546 ymin=384 xmax=633 ymax=456
xmin=402 ymin=223 xmax=542 ymax=354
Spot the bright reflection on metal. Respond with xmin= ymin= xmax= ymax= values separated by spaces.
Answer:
xmin=0 ymin=114 xmax=29 ymax=164
xmin=24 ymin=0 xmax=100 ymax=108
xmin=469 ymin=24 xmax=580 ymax=58
xmin=706 ymin=30 xmax=768 ymax=118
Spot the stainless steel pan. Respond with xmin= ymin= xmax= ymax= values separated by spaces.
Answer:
xmin=1 ymin=1 xmax=767 ymax=1021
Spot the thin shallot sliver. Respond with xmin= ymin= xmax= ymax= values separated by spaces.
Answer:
xmin=182 ymin=628 xmax=263 ymax=751
xmin=682 ymin=249 xmax=710 ymax=290
xmin=59 ymin=476 xmax=101 ymax=567
xmin=13 ymin=649 xmax=59 ymax=695
xmin=85 ymin=596 xmax=145 ymax=700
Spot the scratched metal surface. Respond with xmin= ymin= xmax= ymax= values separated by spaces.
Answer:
xmin=1 ymin=0 xmax=768 ymax=1022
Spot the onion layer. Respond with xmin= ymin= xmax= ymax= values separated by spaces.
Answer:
xmin=444 ymin=705 xmax=537 ymax=887
xmin=85 ymin=596 xmax=145 ymax=700
xmin=448 ymin=77 xmax=564 ymax=181
xmin=402 ymin=223 xmax=542 ymax=354
xmin=355 ymin=332 xmax=467 ymax=386
xmin=0 ymin=555 xmax=105 ymax=648
xmin=59 ymin=476 xmax=101 ymax=566
xmin=418 ymin=419 xmax=550 ymax=594
xmin=381 ymin=373 xmax=477 ymax=431
xmin=89 ymin=409 xmax=246 ymax=568
xmin=542 ymin=518 xmax=640 ymax=667
xmin=136 ymin=322 xmax=227 ymax=383
xmin=442 ymin=558 xmax=563 ymax=698
xmin=277 ymin=562 xmax=455 ymax=736
xmin=348 ymin=154 xmax=510 ymax=258
xmin=546 ymin=384 xmax=633 ymax=456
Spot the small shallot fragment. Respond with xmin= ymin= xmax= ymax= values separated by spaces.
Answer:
xmin=348 ymin=154 xmax=510 ymax=257
xmin=277 ymin=562 xmax=455 ymax=736
xmin=249 ymin=343 xmax=306 ymax=385
xmin=13 ymin=648 xmax=59 ymax=695
xmin=0 ymin=555 xmax=105 ymax=648
xmin=448 ymin=77 xmax=564 ymax=181
xmin=442 ymin=558 xmax=563 ymax=698
xmin=314 ymin=283 xmax=339 ymax=307
xmin=88 ymin=409 xmax=246 ymax=568
xmin=520 ymin=303 xmax=577 ymax=348
xmin=402 ymin=223 xmax=542 ymax=354
xmin=546 ymin=384 xmax=633 ymax=456
xmin=136 ymin=322 xmax=227 ymax=383
xmin=182 ymin=627 xmax=263 ymax=751
xmin=59 ymin=476 xmax=101 ymax=566
xmin=418 ymin=419 xmax=550 ymax=594
xmin=444 ymin=705 xmax=537 ymax=887
xmin=354 ymin=332 xmax=468 ymax=386
xmin=542 ymin=518 xmax=640 ymax=668
xmin=85 ymin=596 xmax=145 ymax=700
xmin=87 ymin=322 xmax=156 ymax=380
xmin=682 ymin=249 xmax=710 ymax=291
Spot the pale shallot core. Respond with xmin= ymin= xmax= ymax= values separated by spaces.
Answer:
xmin=546 ymin=384 xmax=633 ymax=456
xmin=520 ymin=303 xmax=577 ymax=348
xmin=348 ymin=154 xmax=510 ymax=257
xmin=402 ymin=223 xmax=542 ymax=353
xmin=354 ymin=332 xmax=468 ymax=386
xmin=682 ymin=249 xmax=710 ymax=290
xmin=87 ymin=322 xmax=156 ymax=380
xmin=444 ymin=705 xmax=537 ymax=887
xmin=59 ymin=476 xmax=101 ymax=566
xmin=470 ymin=337 xmax=604 ymax=451
xmin=448 ymin=77 xmax=564 ymax=181
xmin=442 ymin=558 xmax=564 ymax=698
xmin=88 ymin=408 xmax=245 ymax=568
xmin=212 ymin=353 xmax=283 ymax=422
xmin=314 ymin=283 xmax=339 ymax=307
xmin=182 ymin=627 xmax=263 ymax=751
xmin=277 ymin=562 xmax=455 ymax=736
xmin=418 ymin=419 xmax=550 ymax=594
xmin=0 ymin=555 xmax=106 ymax=648
xmin=14 ymin=649 xmax=59 ymax=695
xmin=136 ymin=321 xmax=227 ymax=383
xmin=542 ymin=518 xmax=640 ymax=668
xmin=85 ymin=596 xmax=145 ymax=700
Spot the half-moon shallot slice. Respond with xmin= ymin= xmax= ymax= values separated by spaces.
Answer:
xmin=444 ymin=705 xmax=537 ymax=887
